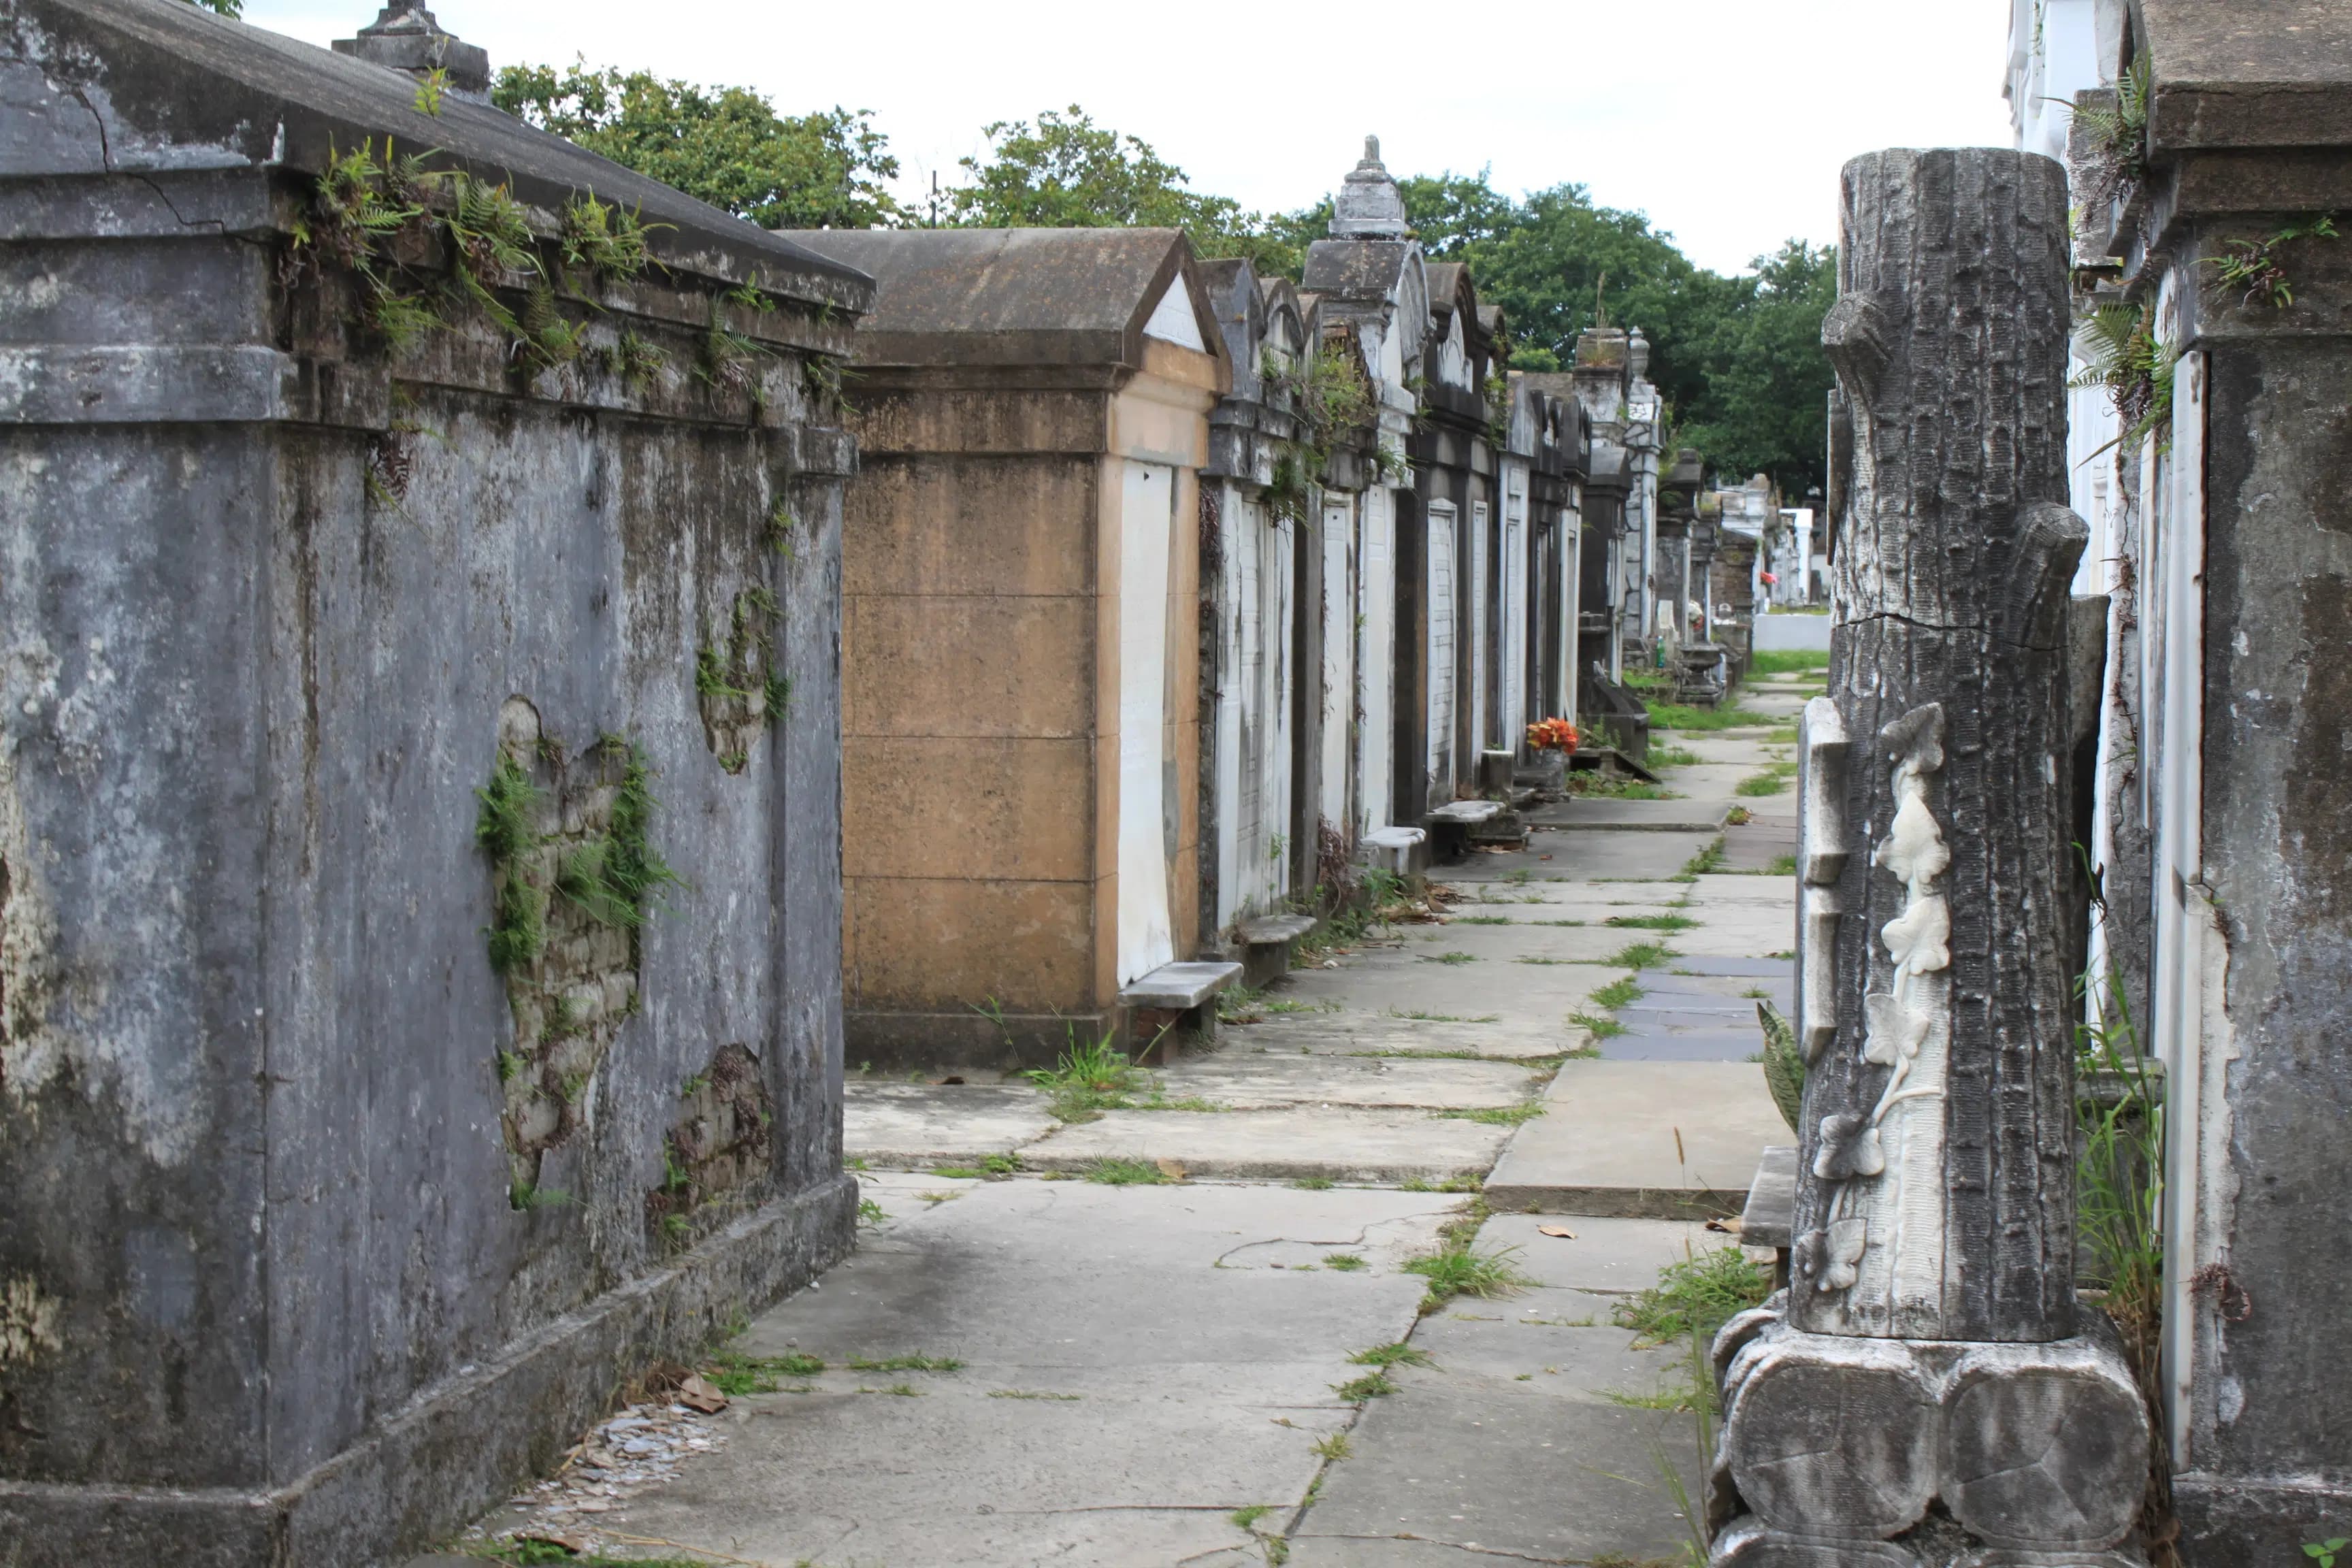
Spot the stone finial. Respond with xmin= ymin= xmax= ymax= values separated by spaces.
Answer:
xmin=332 ymin=2 xmax=491 ymax=101
xmin=1331 ymin=135 xmax=1408 ymax=240
xmin=1627 ymin=325 xmax=1650 ymax=379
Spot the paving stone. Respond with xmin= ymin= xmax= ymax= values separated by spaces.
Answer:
xmin=843 ymin=1083 xmax=1058 ymax=1167
xmin=1486 ymin=1060 xmax=1787 ymax=1218
xmin=491 ymin=1179 xmax=1452 ymax=1567
xmin=1146 ymin=1049 xmax=1544 ymax=1109
xmin=1028 ymin=1107 xmax=1509 ymax=1183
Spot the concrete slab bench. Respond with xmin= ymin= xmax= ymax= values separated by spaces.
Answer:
xmin=1120 ymin=960 xmax=1243 ymax=1061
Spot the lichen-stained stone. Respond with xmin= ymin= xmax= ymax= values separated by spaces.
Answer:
xmin=1720 ymin=1327 xmax=1938 ymax=1539
xmin=1940 ymin=1338 xmax=2151 ymax=1550
xmin=1710 ymin=1516 xmax=1923 ymax=1566
xmin=1794 ymin=145 xmax=2086 ymax=1345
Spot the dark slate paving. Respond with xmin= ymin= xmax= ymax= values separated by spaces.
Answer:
xmin=1670 ymin=956 xmax=1797 ymax=979
xmin=1600 ymin=966 xmax=1788 ymax=1061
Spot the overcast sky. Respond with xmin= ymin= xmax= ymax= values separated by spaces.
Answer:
xmin=239 ymin=0 xmax=2021 ymax=276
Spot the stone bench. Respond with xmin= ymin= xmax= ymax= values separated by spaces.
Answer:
xmin=1362 ymin=825 xmax=1429 ymax=884
xmin=1237 ymin=913 xmax=1318 ymax=988
xmin=1118 ymin=960 xmax=1242 ymax=1062
xmin=1741 ymin=1144 xmax=1797 ymax=1289
xmin=1427 ymin=798 xmax=1523 ymax=857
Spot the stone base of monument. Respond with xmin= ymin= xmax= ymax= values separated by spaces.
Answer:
xmin=1703 ymin=1296 xmax=2151 ymax=1567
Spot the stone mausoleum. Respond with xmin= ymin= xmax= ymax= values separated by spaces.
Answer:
xmin=789 ymin=227 xmax=1236 ymax=1071
xmin=0 ymin=2 xmax=869 ymax=1561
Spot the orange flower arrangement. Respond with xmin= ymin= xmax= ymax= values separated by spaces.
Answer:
xmin=1526 ymin=717 xmax=1580 ymax=753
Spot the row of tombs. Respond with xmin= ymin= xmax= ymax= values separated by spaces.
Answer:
xmin=44 ymin=1 xmax=2352 ymax=1567
xmin=0 ymin=2 xmax=1786 ymax=1563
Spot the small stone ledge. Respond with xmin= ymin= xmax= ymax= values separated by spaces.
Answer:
xmin=1118 ymin=960 xmax=1243 ymax=1011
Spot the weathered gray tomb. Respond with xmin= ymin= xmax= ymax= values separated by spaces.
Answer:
xmin=0 ymin=1 xmax=870 ymax=1563
xmin=1706 ymin=148 xmax=2151 ymax=1567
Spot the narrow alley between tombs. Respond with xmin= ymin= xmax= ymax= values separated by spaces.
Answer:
xmin=434 ymin=672 xmax=1816 ymax=1568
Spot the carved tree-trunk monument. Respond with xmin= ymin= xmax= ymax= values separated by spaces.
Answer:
xmin=1705 ymin=149 xmax=2151 ymax=1567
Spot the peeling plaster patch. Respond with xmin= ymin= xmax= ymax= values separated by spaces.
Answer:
xmin=0 ymin=1275 xmax=62 ymax=1367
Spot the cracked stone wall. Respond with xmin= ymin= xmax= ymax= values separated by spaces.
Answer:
xmin=0 ymin=4 xmax=868 ymax=1563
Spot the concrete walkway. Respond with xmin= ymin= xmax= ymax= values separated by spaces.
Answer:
xmin=423 ymin=698 xmax=1805 ymax=1567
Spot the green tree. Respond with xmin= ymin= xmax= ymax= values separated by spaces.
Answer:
xmin=1394 ymin=169 xmax=1831 ymax=493
xmin=949 ymin=107 xmax=1304 ymax=275
xmin=492 ymin=61 xmax=901 ymax=231
xmin=1678 ymin=240 xmax=1838 ymax=495
xmin=184 ymin=0 xmax=240 ymax=13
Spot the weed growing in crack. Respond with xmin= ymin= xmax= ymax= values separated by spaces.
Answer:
xmin=1322 ymin=1253 xmax=1365 ymax=1270
xmin=1403 ymin=1202 xmax=1531 ymax=1316
xmin=1310 ymin=1431 xmax=1352 ymax=1460
xmin=1292 ymin=1176 xmax=1335 ymax=1190
xmin=1588 ymin=976 xmax=1646 ymax=1011
xmin=1348 ymin=1342 xmax=1433 ymax=1369
xmin=1437 ymin=1103 xmax=1544 ymax=1126
xmin=1331 ymin=1371 xmax=1396 ymax=1401
xmin=1604 ymin=941 xmax=1676 ymax=970
xmin=990 ymin=1389 xmax=1081 ymax=1401
xmin=847 ymin=1353 xmax=963 ymax=1373
xmin=704 ymin=1350 xmax=824 ymax=1394
xmin=1025 ymin=1028 xmax=1139 ymax=1121
xmin=1605 ymin=913 xmax=1699 ymax=932
xmin=1081 ymin=1158 xmax=1166 ymax=1186
xmin=1611 ymin=1245 xmax=1771 ymax=1348
xmin=1675 ymin=837 xmax=1727 ymax=880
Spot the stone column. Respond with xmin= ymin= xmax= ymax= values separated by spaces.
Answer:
xmin=1708 ymin=148 xmax=2151 ymax=1567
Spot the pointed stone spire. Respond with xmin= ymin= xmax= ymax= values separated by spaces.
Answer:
xmin=1330 ymin=135 xmax=1408 ymax=240
xmin=333 ymin=3 xmax=491 ymax=101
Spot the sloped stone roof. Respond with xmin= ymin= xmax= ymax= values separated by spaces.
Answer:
xmin=5 ymin=0 xmax=872 ymax=310
xmin=787 ymin=228 xmax=1220 ymax=370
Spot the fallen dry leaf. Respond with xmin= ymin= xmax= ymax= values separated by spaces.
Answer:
xmin=676 ymin=1373 xmax=729 ymax=1414
xmin=1536 ymin=1225 xmax=1577 ymax=1239
xmin=1155 ymin=1158 xmax=1188 ymax=1181
xmin=1705 ymin=1217 xmax=1742 ymax=1235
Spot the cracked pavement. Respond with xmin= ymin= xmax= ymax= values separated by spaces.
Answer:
xmin=419 ymin=679 xmax=1810 ymax=1566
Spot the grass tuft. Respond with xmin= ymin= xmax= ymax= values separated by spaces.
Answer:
xmin=1611 ymin=1246 xmax=1773 ymax=1348
xmin=1606 ymin=913 xmax=1699 ymax=932
xmin=1437 ymin=1103 xmax=1544 ymax=1126
xmin=1025 ymin=1028 xmax=1139 ymax=1122
xmin=703 ymin=1349 xmax=824 ymax=1394
xmin=1348 ymin=1341 xmax=1434 ymax=1369
xmin=1322 ymin=1252 xmax=1367 ymax=1271
xmin=1082 ymin=1157 xmax=1166 ymax=1186
xmin=1332 ymin=1371 xmax=1396 ymax=1401
xmin=847 ymin=1353 xmax=964 ymax=1373
xmin=1402 ymin=1240 xmax=1534 ymax=1315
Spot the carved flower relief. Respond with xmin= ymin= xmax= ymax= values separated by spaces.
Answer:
xmin=1793 ymin=1219 xmax=1870 ymax=1293
xmin=1875 ymin=787 xmax=1950 ymax=888
xmin=1863 ymin=989 xmax=1931 ymax=1066
xmin=1813 ymin=1111 xmax=1884 ymax=1180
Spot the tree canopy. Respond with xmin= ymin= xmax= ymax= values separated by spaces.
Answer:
xmin=947 ymin=107 xmax=1316 ymax=277
xmin=1399 ymin=171 xmax=1831 ymax=494
xmin=479 ymin=71 xmax=1832 ymax=493
xmin=492 ymin=62 xmax=901 ymax=231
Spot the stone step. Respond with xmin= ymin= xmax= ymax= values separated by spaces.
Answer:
xmin=1484 ymin=1059 xmax=1787 ymax=1220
